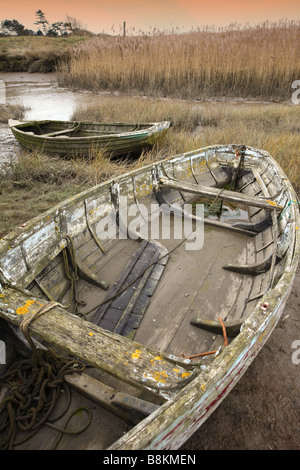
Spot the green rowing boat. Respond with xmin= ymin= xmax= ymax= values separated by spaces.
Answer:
xmin=8 ymin=119 xmax=170 ymax=157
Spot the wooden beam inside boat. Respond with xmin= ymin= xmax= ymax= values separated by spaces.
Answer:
xmin=0 ymin=287 xmax=194 ymax=400
xmin=42 ymin=125 xmax=80 ymax=138
xmin=64 ymin=371 xmax=160 ymax=424
xmin=159 ymin=177 xmax=283 ymax=211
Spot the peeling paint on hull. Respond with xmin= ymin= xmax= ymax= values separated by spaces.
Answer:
xmin=146 ymin=283 xmax=292 ymax=450
xmin=0 ymin=144 xmax=299 ymax=450
xmin=8 ymin=119 xmax=170 ymax=157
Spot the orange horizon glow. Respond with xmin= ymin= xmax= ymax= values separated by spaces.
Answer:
xmin=0 ymin=0 xmax=300 ymax=34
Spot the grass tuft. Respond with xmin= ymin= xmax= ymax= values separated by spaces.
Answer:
xmin=0 ymin=104 xmax=27 ymax=123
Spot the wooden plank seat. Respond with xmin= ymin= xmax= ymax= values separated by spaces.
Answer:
xmin=91 ymin=239 xmax=169 ymax=338
xmin=159 ymin=177 xmax=283 ymax=211
xmin=42 ymin=124 xmax=81 ymax=138
xmin=0 ymin=286 xmax=195 ymax=400
xmin=155 ymin=184 xmax=258 ymax=237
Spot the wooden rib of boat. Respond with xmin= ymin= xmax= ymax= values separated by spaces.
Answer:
xmin=8 ymin=119 xmax=170 ymax=157
xmin=0 ymin=144 xmax=299 ymax=450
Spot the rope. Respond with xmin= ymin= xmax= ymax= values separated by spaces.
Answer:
xmin=218 ymin=318 xmax=228 ymax=347
xmin=0 ymin=301 xmax=90 ymax=450
xmin=59 ymin=236 xmax=87 ymax=315
xmin=278 ymin=199 xmax=300 ymax=221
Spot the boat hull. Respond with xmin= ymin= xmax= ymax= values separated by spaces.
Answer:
xmin=111 ymin=278 xmax=294 ymax=450
xmin=0 ymin=144 xmax=299 ymax=450
xmin=9 ymin=119 xmax=170 ymax=157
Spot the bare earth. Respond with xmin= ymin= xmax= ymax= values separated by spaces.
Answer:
xmin=181 ymin=264 xmax=300 ymax=450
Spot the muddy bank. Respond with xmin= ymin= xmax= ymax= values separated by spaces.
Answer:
xmin=0 ymin=51 xmax=68 ymax=73
xmin=0 ymin=72 xmax=98 ymax=162
xmin=181 ymin=264 xmax=300 ymax=450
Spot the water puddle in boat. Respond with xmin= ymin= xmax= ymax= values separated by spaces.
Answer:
xmin=193 ymin=198 xmax=249 ymax=223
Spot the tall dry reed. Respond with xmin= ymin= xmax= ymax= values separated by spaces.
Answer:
xmin=58 ymin=20 xmax=300 ymax=100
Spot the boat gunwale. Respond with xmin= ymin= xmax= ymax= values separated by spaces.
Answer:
xmin=109 ymin=148 xmax=300 ymax=449
xmin=0 ymin=143 xmax=299 ymax=449
xmin=9 ymin=120 xmax=170 ymax=141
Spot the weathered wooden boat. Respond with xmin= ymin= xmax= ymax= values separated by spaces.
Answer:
xmin=8 ymin=119 xmax=170 ymax=157
xmin=0 ymin=144 xmax=299 ymax=450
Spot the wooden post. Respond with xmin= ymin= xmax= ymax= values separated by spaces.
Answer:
xmin=123 ymin=21 xmax=126 ymax=37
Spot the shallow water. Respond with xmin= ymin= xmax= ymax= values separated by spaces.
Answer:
xmin=0 ymin=72 xmax=103 ymax=163
xmin=0 ymin=72 xmax=279 ymax=164
xmin=194 ymin=198 xmax=249 ymax=223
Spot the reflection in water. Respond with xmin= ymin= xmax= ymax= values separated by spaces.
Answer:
xmin=1 ymin=72 xmax=77 ymax=120
xmin=194 ymin=198 xmax=249 ymax=223
xmin=0 ymin=72 xmax=100 ymax=163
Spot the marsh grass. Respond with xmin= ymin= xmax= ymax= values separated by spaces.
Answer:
xmin=73 ymin=97 xmax=300 ymax=191
xmin=59 ymin=20 xmax=300 ymax=101
xmin=0 ymin=148 xmax=137 ymax=237
xmin=71 ymin=96 xmax=206 ymax=130
xmin=0 ymin=35 xmax=87 ymax=72
xmin=0 ymin=104 xmax=27 ymax=123
xmin=1 ymin=97 xmax=299 ymax=237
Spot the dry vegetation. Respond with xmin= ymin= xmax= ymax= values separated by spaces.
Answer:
xmin=72 ymin=97 xmax=300 ymax=191
xmin=0 ymin=104 xmax=27 ymax=123
xmin=58 ymin=20 xmax=300 ymax=101
xmin=0 ymin=35 xmax=87 ymax=72
xmin=1 ymin=20 xmax=299 ymax=236
xmin=0 ymin=149 xmax=131 ymax=238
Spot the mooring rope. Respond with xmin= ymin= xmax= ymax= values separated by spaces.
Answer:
xmin=60 ymin=236 xmax=87 ymax=315
xmin=0 ymin=301 xmax=91 ymax=450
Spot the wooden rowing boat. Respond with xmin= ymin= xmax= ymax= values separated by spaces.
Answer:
xmin=0 ymin=144 xmax=299 ymax=450
xmin=8 ymin=119 xmax=170 ymax=157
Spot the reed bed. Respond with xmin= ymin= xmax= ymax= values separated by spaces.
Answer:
xmin=58 ymin=20 xmax=300 ymax=101
xmin=0 ymin=104 xmax=26 ymax=123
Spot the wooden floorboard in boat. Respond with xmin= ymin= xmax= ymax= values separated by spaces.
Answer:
xmin=27 ymin=167 xmax=276 ymax=361
xmin=72 ymin=238 xmax=140 ymax=317
xmin=133 ymin=225 xmax=249 ymax=358
xmin=14 ymin=382 xmax=130 ymax=450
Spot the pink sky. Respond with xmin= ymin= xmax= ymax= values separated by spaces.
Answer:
xmin=0 ymin=0 xmax=299 ymax=34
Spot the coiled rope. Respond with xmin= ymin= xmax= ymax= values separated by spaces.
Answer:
xmin=0 ymin=301 xmax=91 ymax=450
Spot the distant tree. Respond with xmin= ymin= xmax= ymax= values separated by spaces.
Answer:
xmin=2 ymin=19 xmax=24 ymax=35
xmin=0 ymin=19 xmax=34 ymax=36
xmin=65 ymin=15 xmax=92 ymax=35
xmin=47 ymin=21 xmax=70 ymax=37
xmin=34 ymin=9 xmax=49 ymax=35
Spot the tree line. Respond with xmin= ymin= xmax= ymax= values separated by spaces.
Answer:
xmin=0 ymin=10 xmax=92 ymax=37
